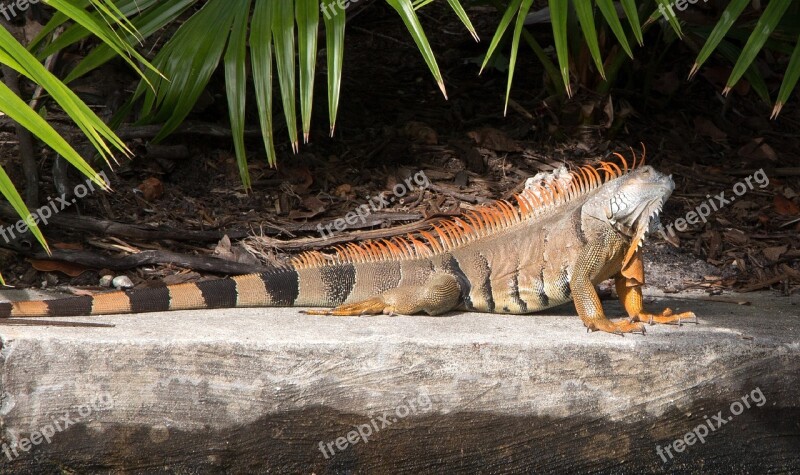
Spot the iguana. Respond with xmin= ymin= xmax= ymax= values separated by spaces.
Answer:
xmin=0 ymin=151 xmax=695 ymax=334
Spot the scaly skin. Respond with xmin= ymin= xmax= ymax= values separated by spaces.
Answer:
xmin=0 ymin=154 xmax=696 ymax=335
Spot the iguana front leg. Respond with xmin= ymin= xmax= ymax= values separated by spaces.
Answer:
xmin=614 ymin=252 xmax=697 ymax=325
xmin=570 ymin=235 xmax=646 ymax=335
xmin=303 ymin=273 xmax=462 ymax=316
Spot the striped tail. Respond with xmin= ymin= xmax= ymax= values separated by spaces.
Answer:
xmin=0 ymin=270 xmax=301 ymax=318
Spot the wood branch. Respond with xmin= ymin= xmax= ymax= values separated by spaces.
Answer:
xmin=0 ymin=202 xmax=248 ymax=242
xmin=115 ymin=122 xmax=264 ymax=140
xmin=427 ymin=184 xmax=492 ymax=204
xmin=249 ymin=216 xmax=443 ymax=253
xmin=740 ymin=273 xmax=789 ymax=293
xmin=29 ymin=249 xmax=271 ymax=275
xmin=146 ymin=144 xmax=190 ymax=159
xmin=0 ymin=201 xmax=429 ymax=246
xmin=722 ymin=168 xmax=800 ymax=177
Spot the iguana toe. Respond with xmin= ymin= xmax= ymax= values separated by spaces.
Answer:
xmin=588 ymin=318 xmax=646 ymax=336
xmin=635 ymin=308 xmax=697 ymax=325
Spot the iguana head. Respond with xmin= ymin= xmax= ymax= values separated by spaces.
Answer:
xmin=582 ymin=165 xmax=674 ymax=250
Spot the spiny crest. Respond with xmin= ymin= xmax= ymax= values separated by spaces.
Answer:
xmin=292 ymin=147 xmax=645 ymax=269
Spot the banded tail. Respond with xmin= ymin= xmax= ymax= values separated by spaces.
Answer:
xmin=0 ymin=270 xmax=301 ymax=318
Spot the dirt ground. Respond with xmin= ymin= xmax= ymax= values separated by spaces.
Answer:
xmin=0 ymin=2 xmax=797 ymax=299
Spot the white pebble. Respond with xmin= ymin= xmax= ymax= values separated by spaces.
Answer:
xmin=112 ymin=275 xmax=134 ymax=289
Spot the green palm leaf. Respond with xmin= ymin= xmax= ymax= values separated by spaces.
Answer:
xmin=323 ymin=0 xmax=346 ymax=136
xmin=225 ymin=0 xmax=253 ymax=189
xmin=133 ymin=0 xmax=238 ymax=141
xmin=619 ymin=0 xmax=643 ymax=46
xmin=505 ymin=0 xmax=536 ymax=114
xmin=689 ymin=0 xmax=750 ymax=79
xmin=63 ymin=0 xmax=198 ymax=84
xmin=772 ymin=34 xmax=800 ymax=119
xmin=446 ymin=0 xmax=479 ymax=42
xmin=251 ymin=0 xmax=278 ymax=165
xmin=481 ymin=0 xmax=523 ymax=75
xmin=596 ymin=0 xmax=633 ymax=59
xmin=573 ymin=0 xmax=606 ymax=80
xmin=650 ymin=0 xmax=683 ymax=38
xmin=272 ymin=0 xmax=299 ymax=153
xmin=724 ymin=0 xmax=791 ymax=95
xmin=548 ymin=0 xmax=571 ymax=96
xmin=46 ymin=0 xmax=162 ymax=86
xmin=296 ymin=0 xmax=320 ymax=144
xmin=387 ymin=0 xmax=448 ymax=99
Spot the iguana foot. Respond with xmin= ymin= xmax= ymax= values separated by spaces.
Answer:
xmin=633 ymin=308 xmax=697 ymax=325
xmin=302 ymin=273 xmax=462 ymax=317
xmin=586 ymin=318 xmax=646 ymax=336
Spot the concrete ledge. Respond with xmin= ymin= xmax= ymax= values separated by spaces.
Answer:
xmin=0 ymin=290 xmax=798 ymax=473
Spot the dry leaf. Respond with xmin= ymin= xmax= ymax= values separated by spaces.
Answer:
xmin=467 ymin=127 xmax=522 ymax=152
xmin=334 ymin=184 xmax=354 ymax=199
xmin=214 ymin=234 xmax=233 ymax=253
xmin=693 ymin=117 xmax=726 ymax=141
xmin=762 ymin=245 xmax=788 ymax=262
xmin=303 ymin=195 xmax=326 ymax=213
xmin=137 ymin=177 xmax=165 ymax=201
xmin=287 ymin=166 xmax=314 ymax=193
xmin=402 ymin=121 xmax=438 ymax=145
xmin=723 ymin=230 xmax=749 ymax=246
xmin=738 ymin=138 xmax=776 ymax=161
xmin=774 ymin=194 xmax=800 ymax=216
xmin=28 ymin=259 xmax=89 ymax=277
xmin=213 ymin=235 xmax=259 ymax=265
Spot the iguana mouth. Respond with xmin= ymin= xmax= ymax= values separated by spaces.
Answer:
xmin=635 ymin=199 xmax=666 ymax=247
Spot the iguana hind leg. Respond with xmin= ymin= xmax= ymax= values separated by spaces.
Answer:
xmin=303 ymin=273 xmax=462 ymax=316
xmin=615 ymin=277 xmax=697 ymax=325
